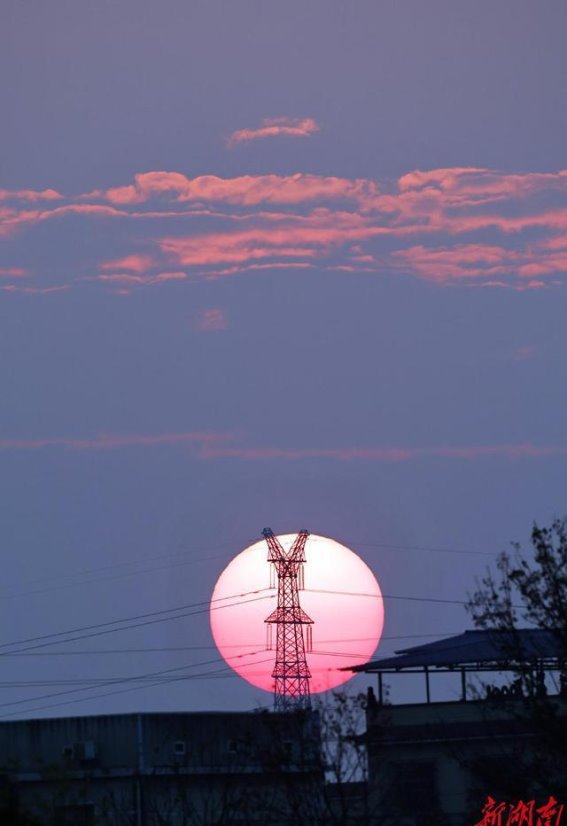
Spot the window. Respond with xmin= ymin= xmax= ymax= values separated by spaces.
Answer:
xmin=227 ymin=739 xmax=239 ymax=754
xmin=173 ymin=740 xmax=186 ymax=756
xmin=467 ymin=754 xmax=527 ymax=800
xmin=62 ymin=746 xmax=74 ymax=759
xmin=83 ymin=740 xmax=97 ymax=760
xmin=382 ymin=760 xmax=439 ymax=815
xmin=405 ymin=761 xmax=438 ymax=812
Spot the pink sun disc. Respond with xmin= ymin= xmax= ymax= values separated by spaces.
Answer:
xmin=210 ymin=533 xmax=384 ymax=695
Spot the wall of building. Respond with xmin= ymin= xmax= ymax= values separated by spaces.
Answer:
xmin=0 ymin=710 xmax=324 ymax=826
xmin=364 ymin=697 xmax=558 ymax=826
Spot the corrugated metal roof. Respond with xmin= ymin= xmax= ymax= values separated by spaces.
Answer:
xmin=348 ymin=629 xmax=564 ymax=672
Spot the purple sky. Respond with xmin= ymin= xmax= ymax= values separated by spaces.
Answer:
xmin=1 ymin=0 xmax=566 ymax=717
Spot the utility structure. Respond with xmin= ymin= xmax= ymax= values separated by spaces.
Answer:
xmin=263 ymin=528 xmax=314 ymax=712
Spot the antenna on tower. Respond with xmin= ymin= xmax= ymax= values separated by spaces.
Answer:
xmin=263 ymin=528 xmax=313 ymax=712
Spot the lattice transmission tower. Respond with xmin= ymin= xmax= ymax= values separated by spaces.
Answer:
xmin=263 ymin=528 xmax=314 ymax=712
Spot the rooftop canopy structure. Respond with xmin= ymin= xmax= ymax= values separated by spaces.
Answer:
xmin=346 ymin=629 xmax=567 ymax=704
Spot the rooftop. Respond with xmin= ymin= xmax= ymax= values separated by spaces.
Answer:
xmin=347 ymin=629 xmax=565 ymax=674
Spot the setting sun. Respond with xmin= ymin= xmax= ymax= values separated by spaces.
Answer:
xmin=210 ymin=533 xmax=384 ymax=695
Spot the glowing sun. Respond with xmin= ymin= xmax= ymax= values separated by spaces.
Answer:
xmin=210 ymin=533 xmax=384 ymax=694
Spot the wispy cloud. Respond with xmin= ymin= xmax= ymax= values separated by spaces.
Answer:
xmin=92 ymin=269 xmax=188 ymax=293
xmin=1 ymin=432 xmax=566 ymax=463
xmin=227 ymin=117 xmax=320 ymax=147
xmin=0 ymin=432 xmax=224 ymax=451
xmin=0 ymin=284 xmax=68 ymax=295
xmin=0 ymin=188 xmax=62 ymax=202
xmin=100 ymin=254 xmax=155 ymax=274
xmin=199 ymin=443 xmax=567 ymax=461
xmin=193 ymin=308 xmax=227 ymax=332
xmin=510 ymin=344 xmax=537 ymax=362
xmin=391 ymin=242 xmax=567 ymax=283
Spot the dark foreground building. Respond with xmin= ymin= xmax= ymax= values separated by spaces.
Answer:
xmin=349 ymin=629 xmax=567 ymax=826
xmin=5 ymin=630 xmax=566 ymax=825
xmin=0 ymin=710 xmax=323 ymax=825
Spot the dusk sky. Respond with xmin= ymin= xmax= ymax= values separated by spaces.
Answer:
xmin=1 ymin=0 xmax=566 ymax=718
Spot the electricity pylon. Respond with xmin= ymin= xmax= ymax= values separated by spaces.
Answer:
xmin=263 ymin=528 xmax=313 ymax=712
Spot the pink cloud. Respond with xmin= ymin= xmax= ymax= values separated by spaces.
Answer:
xmin=0 ymin=267 xmax=27 ymax=277
xmin=510 ymin=345 xmax=536 ymax=362
xmin=46 ymin=204 xmax=127 ymax=220
xmin=2 ymin=165 xmax=566 ymax=291
xmin=200 ymin=443 xmax=567 ymax=462
xmin=159 ymin=211 xmax=379 ymax=271
xmin=0 ymin=188 xmax=62 ymax=202
xmin=398 ymin=167 xmax=488 ymax=192
xmin=95 ymin=274 xmax=149 ymax=285
xmin=100 ymin=254 xmax=154 ymax=273
xmin=542 ymin=235 xmax=567 ymax=251
xmin=392 ymin=242 xmax=567 ymax=284
xmin=98 ymin=171 xmax=375 ymax=208
xmin=397 ymin=167 xmax=567 ymax=202
xmin=515 ymin=279 xmax=548 ymax=291
xmin=0 ymin=432 xmax=225 ymax=451
xmin=445 ymin=209 xmax=567 ymax=235
xmin=193 ymin=308 xmax=227 ymax=332
xmin=0 ymin=202 xmax=130 ymax=238
xmin=203 ymin=261 xmax=314 ymax=279
xmin=1 ymin=431 xmax=565 ymax=463
xmin=392 ymin=244 xmax=518 ymax=282
xmin=227 ymin=117 xmax=319 ymax=147
xmin=94 ymin=271 xmax=188 ymax=287
xmin=0 ymin=206 xmax=42 ymax=237
xmin=0 ymin=284 xmax=69 ymax=295
xmin=153 ymin=271 xmax=187 ymax=282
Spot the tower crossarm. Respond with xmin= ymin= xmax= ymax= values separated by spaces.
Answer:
xmin=288 ymin=529 xmax=309 ymax=563
xmin=262 ymin=528 xmax=287 ymax=563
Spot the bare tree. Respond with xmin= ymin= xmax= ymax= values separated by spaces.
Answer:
xmin=465 ymin=516 xmax=567 ymax=798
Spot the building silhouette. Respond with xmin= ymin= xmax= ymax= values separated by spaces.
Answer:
xmin=3 ymin=629 xmax=566 ymax=825
xmin=0 ymin=710 xmax=322 ymax=825
xmin=348 ymin=629 xmax=567 ymax=825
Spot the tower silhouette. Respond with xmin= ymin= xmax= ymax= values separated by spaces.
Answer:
xmin=263 ymin=528 xmax=313 ymax=712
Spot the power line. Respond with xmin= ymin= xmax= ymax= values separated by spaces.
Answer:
xmin=0 ymin=641 xmax=393 ymax=718
xmin=305 ymin=588 xmax=469 ymax=606
xmin=0 ymin=649 xmax=375 ymax=687
xmin=305 ymin=588 xmax=525 ymax=610
xmin=0 ymin=553 xmax=230 ymax=601
xmin=0 ymin=632 xmax=457 ymax=657
xmin=0 ymin=656 xmax=276 ymax=720
xmin=0 ymin=593 xmax=274 ymax=656
xmin=0 ymin=583 xmax=467 ymax=657
xmin=3 ymin=544 xmax=232 ymax=589
xmin=0 ymin=587 xmax=271 ymax=650
xmin=0 ymin=655 xmax=275 ymax=690
xmin=0 ymin=582 xmax=474 ymax=658
xmin=0 ymin=650 xmax=272 ymax=712
xmin=0 ymin=535 xmax=498 ymax=603
xmin=350 ymin=540 xmax=497 ymax=557
xmin=0 ymin=629 xmax=468 ymax=717
xmin=0 ymin=537 xmax=261 ymax=603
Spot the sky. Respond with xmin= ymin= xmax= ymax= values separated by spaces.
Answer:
xmin=0 ymin=0 xmax=566 ymax=718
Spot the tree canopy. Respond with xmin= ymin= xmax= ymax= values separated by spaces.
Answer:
xmin=466 ymin=516 xmax=567 ymax=797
